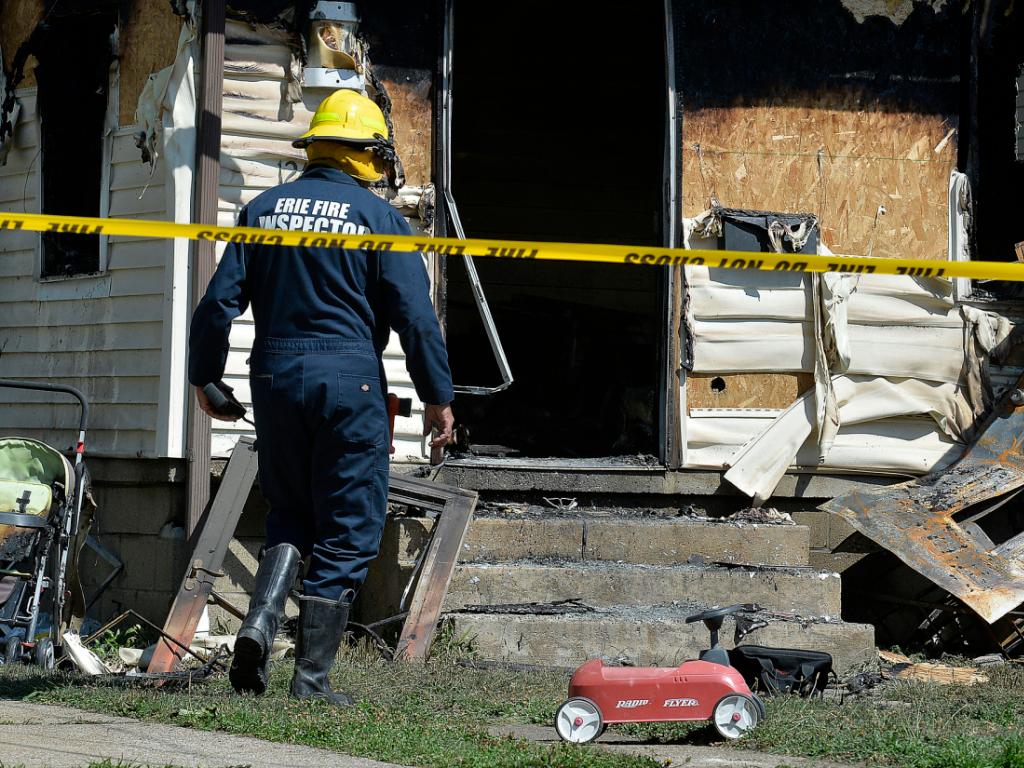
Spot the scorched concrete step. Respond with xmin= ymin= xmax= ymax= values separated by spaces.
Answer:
xmin=456 ymin=515 xmax=810 ymax=567
xmin=449 ymin=604 xmax=875 ymax=675
xmin=445 ymin=561 xmax=842 ymax=615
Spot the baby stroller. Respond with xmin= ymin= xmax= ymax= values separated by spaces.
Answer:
xmin=0 ymin=379 xmax=89 ymax=668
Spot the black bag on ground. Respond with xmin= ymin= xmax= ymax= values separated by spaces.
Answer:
xmin=727 ymin=645 xmax=833 ymax=697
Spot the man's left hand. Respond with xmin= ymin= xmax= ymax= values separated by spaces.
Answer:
xmin=424 ymin=403 xmax=455 ymax=448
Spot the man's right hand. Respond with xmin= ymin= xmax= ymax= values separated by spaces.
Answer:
xmin=424 ymin=403 xmax=455 ymax=449
xmin=195 ymin=385 xmax=241 ymax=422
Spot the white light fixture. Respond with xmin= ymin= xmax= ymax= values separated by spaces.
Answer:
xmin=305 ymin=1 xmax=365 ymax=92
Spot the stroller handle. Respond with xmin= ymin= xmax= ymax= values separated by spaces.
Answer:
xmin=0 ymin=378 xmax=89 ymax=436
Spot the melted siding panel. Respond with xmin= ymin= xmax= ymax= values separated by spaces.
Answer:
xmin=684 ymin=225 xmax=973 ymax=476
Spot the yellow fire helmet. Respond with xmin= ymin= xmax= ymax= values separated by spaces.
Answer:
xmin=293 ymin=90 xmax=397 ymax=183
xmin=294 ymin=89 xmax=390 ymax=147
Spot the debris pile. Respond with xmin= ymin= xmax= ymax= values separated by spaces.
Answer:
xmin=825 ymin=379 xmax=1024 ymax=659
xmin=879 ymin=650 xmax=989 ymax=686
xmin=727 ymin=507 xmax=795 ymax=525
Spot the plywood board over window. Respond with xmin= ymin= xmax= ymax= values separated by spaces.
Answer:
xmin=675 ymin=0 xmax=962 ymax=262
xmin=687 ymin=372 xmax=815 ymax=411
xmin=119 ymin=0 xmax=183 ymax=126
xmin=375 ymin=66 xmax=432 ymax=189
xmin=1 ymin=0 xmax=181 ymax=124
xmin=681 ymin=102 xmax=957 ymax=261
xmin=676 ymin=0 xmax=963 ymax=420
xmin=359 ymin=1 xmax=437 ymax=190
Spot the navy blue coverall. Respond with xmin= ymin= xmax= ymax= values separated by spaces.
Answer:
xmin=188 ymin=164 xmax=453 ymax=601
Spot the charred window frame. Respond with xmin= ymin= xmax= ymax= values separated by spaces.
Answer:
xmin=1016 ymin=67 xmax=1023 ymax=162
xmin=35 ymin=8 xmax=118 ymax=281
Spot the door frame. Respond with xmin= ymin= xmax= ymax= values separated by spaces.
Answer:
xmin=662 ymin=0 xmax=685 ymax=469
xmin=436 ymin=0 xmax=680 ymax=467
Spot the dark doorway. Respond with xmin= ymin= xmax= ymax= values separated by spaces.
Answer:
xmin=444 ymin=1 xmax=667 ymax=460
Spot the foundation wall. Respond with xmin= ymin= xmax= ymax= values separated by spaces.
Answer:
xmin=79 ymin=458 xmax=188 ymax=625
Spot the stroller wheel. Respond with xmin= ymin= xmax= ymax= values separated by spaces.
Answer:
xmin=34 ymin=637 xmax=55 ymax=670
xmin=5 ymin=635 xmax=22 ymax=665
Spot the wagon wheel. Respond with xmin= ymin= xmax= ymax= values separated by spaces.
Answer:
xmin=555 ymin=697 xmax=603 ymax=744
xmin=712 ymin=693 xmax=760 ymax=739
xmin=751 ymin=693 xmax=766 ymax=720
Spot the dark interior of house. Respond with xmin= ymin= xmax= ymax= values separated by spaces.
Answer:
xmin=35 ymin=6 xmax=116 ymax=278
xmin=968 ymin=3 xmax=1024 ymax=296
xmin=445 ymin=0 xmax=667 ymax=460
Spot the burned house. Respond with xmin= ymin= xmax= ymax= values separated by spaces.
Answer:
xmin=1 ymin=0 xmax=1023 ymax=666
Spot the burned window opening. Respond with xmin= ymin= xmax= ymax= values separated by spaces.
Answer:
xmin=443 ymin=0 xmax=666 ymax=460
xmin=35 ymin=8 xmax=116 ymax=279
xmin=676 ymin=0 xmax=962 ymax=114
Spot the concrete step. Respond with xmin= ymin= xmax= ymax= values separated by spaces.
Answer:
xmin=390 ymin=515 xmax=811 ymax=568
xmin=445 ymin=561 xmax=842 ymax=615
xmin=466 ymin=516 xmax=810 ymax=567
xmin=448 ymin=604 xmax=876 ymax=675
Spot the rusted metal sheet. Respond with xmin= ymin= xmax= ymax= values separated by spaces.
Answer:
xmin=822 ymin=377 xmax=1024 ymax=624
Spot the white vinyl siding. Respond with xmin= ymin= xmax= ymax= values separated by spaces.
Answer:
xmin=0 ymin=90 xmax=168 ymax=457
xmin=681 ymin=219 xmax=982 ymax=478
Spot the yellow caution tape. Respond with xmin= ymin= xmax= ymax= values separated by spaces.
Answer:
xmin=3 ymin=210 xmax=1024 ymax=281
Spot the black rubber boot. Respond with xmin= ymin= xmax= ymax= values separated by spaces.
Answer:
xmin=289 ymin=595 xmax=355 ymax=706
xmin=230 ymin=543 xmax=301 ymax=695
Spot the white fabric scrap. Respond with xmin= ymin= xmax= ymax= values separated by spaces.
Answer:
xmin=117 ymin=636 xmax=293 ymax=669
xmin=190 ymin=634 xmax=293 ymax=661
xmin=62 ymin=632 xmax=111 ymax=675
xmin=134 ymin=7 xmax=197 ymax=168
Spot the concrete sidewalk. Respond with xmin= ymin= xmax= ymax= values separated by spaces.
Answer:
xmin=492 ymin=724 xmax=861 ymax=768
xmin=0 ymin=700 xmax=406 ymax=768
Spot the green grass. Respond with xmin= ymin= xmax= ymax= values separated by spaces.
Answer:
xmin=622 ymin=663 xmax=1024 ymax=767
xmin=0 ymin=651 xmax=657 ymax=768
xmin=2 ymin=651 xmax=1024 ymax=768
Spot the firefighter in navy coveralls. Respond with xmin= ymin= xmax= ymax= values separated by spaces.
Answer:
xmin=188 ymin=90 xmax=454 ymax=705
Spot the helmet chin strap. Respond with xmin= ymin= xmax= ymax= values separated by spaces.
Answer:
xmin=306 ymin=157 xmax=344 ymax=170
